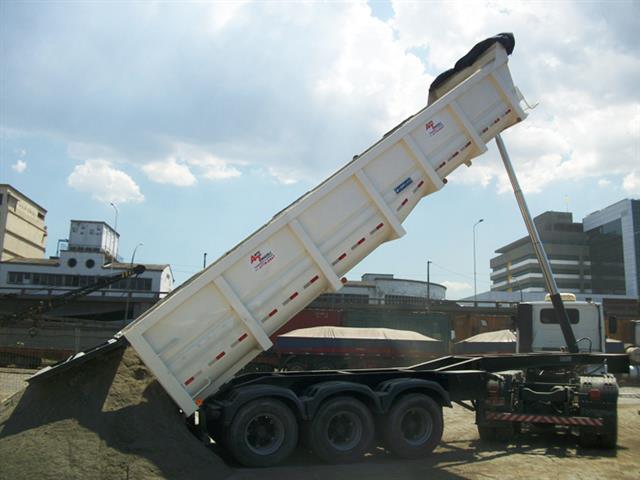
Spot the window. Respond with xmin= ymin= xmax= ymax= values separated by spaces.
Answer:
xmin=67 ymin=258 xmax=77 ymax=268
xmin=86 ymin=259 xmax=95 ymax=268
xmin=540 ymin=308 xmax=579 ymax=324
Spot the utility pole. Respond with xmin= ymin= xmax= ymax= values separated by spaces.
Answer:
xmin=473 ymin=219 xmax=484 ymax=307
xmin=427 ymin=260 xmax=432 ymax=313
xmin=125 ymin=243 xmax=143 ymax=323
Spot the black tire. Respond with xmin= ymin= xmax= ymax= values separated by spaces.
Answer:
xmin=224 ymin=398 xmax=298 ymax=467
xmin=579 ymin=426 xmax=599 ymax=448
xmin=309 ymin=396 xmax=375 ymax=464
xmin=382 ymin=393 xmax=443 ymax=459
xmin=599 ymin=416 xmax=617 ymax=449
xmin=284 ymin=358 xmax=306 ymax=371
xmin=477 ymin=425 xmax=496 ymax=442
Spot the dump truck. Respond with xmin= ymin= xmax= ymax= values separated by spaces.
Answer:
xmin=34 ymin=34 xmax=630 ymax=467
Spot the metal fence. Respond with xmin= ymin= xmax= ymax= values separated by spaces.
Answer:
xmin=0 ymin=321 xmax=122 ymax=401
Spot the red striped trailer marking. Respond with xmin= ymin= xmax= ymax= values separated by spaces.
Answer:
xmin=289 ymin=292 xmax=299 ymax=300
xmin=215 ymin=351 xmax=226 ymax=360
xmin=464 ymin=141 xmax=472 ymax=148
xmin=370 ymin=222 xmax=385 ymax=235
xmin=237 ymin=333 xmax=248 ymax=342
xmin=332 ymin=252 xmax=347 ymax=265
xmin=184 ymin=376 xmax=195 ymax=386
xmin=437 ymin=162 xmax=446 ymax=169
xmin=485 ymin=412 xmax=603 ymax=427
xmin=303 ymin=275 xmax=320 ymax=289
xmin=351 ymin=237 xmax=366 ymax=251
xmin=269 ymin=308 xmax=278 ymax=317
xmin=451 ymin=151 xmax=459 ymax=158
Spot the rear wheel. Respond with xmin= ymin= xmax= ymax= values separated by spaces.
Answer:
xmin=308 ymin=396 xmax=374 ymax=464
xmin=599 ymin=415 xmax=617 ymax=449
xmin=225 ymin=398 xmax=298 ymax=467
xmin=382 ymin=393 xmax=443 ymax=459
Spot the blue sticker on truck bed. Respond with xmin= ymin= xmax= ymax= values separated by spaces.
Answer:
xmin=394 ymin=177 xmax=413 ymax=194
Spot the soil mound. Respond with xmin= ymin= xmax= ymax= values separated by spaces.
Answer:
xmin=0 ymin=346 xmax=231 ymax=480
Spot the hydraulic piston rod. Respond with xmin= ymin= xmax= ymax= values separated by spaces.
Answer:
xmin=495 ymin=134 xmax=578 ymax=353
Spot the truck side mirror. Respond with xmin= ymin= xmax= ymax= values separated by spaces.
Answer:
xmin=609 ymin=316 xmax=617 ymax=335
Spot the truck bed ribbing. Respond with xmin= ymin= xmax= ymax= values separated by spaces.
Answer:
xmin=113 ymin=36 xmax=528 ymax=416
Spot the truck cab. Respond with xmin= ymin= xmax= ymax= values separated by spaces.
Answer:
xmin=516 ymin=294 xmax=605 ymax=353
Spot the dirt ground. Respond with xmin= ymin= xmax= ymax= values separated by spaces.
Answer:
xmin=229 ymin=387 xmax=640 ymax=480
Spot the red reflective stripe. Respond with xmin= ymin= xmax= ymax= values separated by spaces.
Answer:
xmin=289 ymin=292 xmax=299 ymax=300
xmin=417 ymin=180 xmax=424 ymax=188
xmin=452 ymin=151 xmax=459 ymax=158
xmin=310 ymin=275 xmax=319 ymax=283
xmin=438 ymin=162 xmax=446 ymax=169
xmin=401 ymin=199 xmax=408 ymax=206
xmin=464 ymin=141 xmax=472 ymax=148
xmin=238 ymin=333 xmax=248 ymax=342
xmin=185 ymin=376 xmax=195 ymax=386
xmin=268 ymin=308 xmax=278 ymax=317
xmin=216 ymin=351 xmax=226 ymax=360
xmin=338 ymin=253 xmax=347 ymax=261
xmin=357 ymin=237 xmax=365 ymax=245
xmin=506 ymin=108 xmax=512 ymax=114
xmin=376 ymin=222 xmax=384 ymax=230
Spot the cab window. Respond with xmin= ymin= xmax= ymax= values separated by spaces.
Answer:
xmin=540 ymin=308 xmax=579 ymax=324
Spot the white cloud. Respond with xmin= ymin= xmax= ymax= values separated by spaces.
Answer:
xmin=597 ymin=178 xmax=612 ymax=188
xmin=67 ymin=159 xmax=144 ymax=203
xmin=142 ymin=157 xmax=196 ymax=186
xmin=441 ymin=280 xmax=472 ymax=299
xmin=391 ymin=1 xmax=640 ymax=195
xmin=622 ymin=171 xmax=640 ymax=195
xmin=2 ymin=1 xmax=639 ymax=197
xmin=11 ymin=159 xmax=27 ymax=173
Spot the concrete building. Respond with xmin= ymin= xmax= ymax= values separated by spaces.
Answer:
xmin=583 ymin=198 xmax=640 ymax=297
xmin=0 ymin=220 xmax=173 ymax=304
xmin=0 ymin=185 xmax=47 ymax=261
xmin=318 ymin=273 xmax=447 ymax=305
xmin=490 ymin=211 xmax=591 ymax=294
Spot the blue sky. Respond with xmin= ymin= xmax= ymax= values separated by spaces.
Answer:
xmin=1 ymin=1 xmax=639 ymax=298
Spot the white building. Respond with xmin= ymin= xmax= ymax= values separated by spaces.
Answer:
xmin=331 ymin=273 xmax=446 ymax=304
xmin=0 ymin=220 xmax=173 ymax=299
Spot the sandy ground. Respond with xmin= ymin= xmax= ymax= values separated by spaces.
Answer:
xmin=0 ymin=368 xmax=34 ymax=402
xmin=1 ymin=351 xmax=638 ymax=480
xmin=228 ymin=386 xmax=640 ymax=480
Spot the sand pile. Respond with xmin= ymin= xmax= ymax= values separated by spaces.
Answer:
xmin=0 ymin=346 xmax=231 ymax=480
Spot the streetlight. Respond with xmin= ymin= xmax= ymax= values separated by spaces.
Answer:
xmin=473 ymin=219 xmax=484 ymax=306
xmin=125 ymin=243 xmax=143 ymax=323
xmin=426 ymin=260 xmax=432 ymax=312
xmin=131 ymin=242 xmax=144 ymax=265
xmin=109 ymin=202 xmax=119 ymax=265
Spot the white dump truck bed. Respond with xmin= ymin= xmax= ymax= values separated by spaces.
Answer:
xmin=122 ymin=40 xmax=527 ymax=416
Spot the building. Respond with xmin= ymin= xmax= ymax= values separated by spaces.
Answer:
xmin=583 ymin=198 xmax=640 ymax=297
xmin=317 ymin=273 xmax=447 ymax=305
xmin=0 ymin=219 xmax=173 ymax=321
xmin=0 ymin=185 xmax=47 ymax=261
xmin=490 ymin=211 xmax=591 ymax=294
